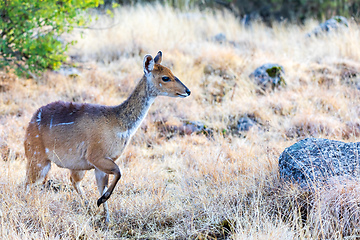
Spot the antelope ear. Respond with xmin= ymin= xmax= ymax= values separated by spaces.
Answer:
xmin=143 ymin=54 xmax=154 ymax=75
xmin=154 ymin=51 xmax=162 ymax=64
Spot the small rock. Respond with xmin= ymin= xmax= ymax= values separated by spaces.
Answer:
xmin=237 ymin=116 xmax=256 ymax=132
xmin=183 ymin=121 xmax=213 ymax=137
xmin=249 ymin=63 xmax=285 ymax=92
xmin=55 ymin=66 xmax=81 ymax=77
xmin=228 ymin=113 xmax=262 ymax=136
xmin=211 ymin=33 xmax=227 ymax=44
xmin=157 ymin=120 xmax=213 ymax=138
xmin=279 ymin=138 xmax=360 ymax=189
xmin=307 ymin=16 xmax=349 ymax=37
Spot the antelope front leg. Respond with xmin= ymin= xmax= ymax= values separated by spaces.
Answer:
xmin=90 ymin=157 xmax=122 ymax=207
xmin=95 ymin=168 xmax=110 ymax=222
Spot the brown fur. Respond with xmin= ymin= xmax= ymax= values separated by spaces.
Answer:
xmin=24 ymin=51 xmax=190 ymax=222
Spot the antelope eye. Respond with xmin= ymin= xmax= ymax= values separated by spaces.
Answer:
xmin=162 ymin=76 xmax=170 ymax=82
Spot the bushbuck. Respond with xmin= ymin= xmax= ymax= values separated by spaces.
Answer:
xmin=24 ymin=51 xmax=191 ymax=222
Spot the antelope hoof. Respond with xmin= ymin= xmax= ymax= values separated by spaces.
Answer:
xmin=97 ymin=192 xmax=110 ymax=207
xmin=97 ymin=196 xmax=106 ymax=207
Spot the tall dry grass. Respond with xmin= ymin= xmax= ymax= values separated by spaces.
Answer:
xmin=1 ymin=3 xmax=360 ymax=239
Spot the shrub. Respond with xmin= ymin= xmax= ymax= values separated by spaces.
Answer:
xmin=0 ymin=0 xmax=101 ymax=76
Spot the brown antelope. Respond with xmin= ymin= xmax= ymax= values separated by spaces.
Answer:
xmin=24 ymin=51 xmax=190 ymax=222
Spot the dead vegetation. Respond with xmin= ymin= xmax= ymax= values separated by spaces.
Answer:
xmin=1 ymin=4 xmax=360 ymax=239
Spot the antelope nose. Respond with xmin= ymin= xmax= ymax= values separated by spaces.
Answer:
xmin=186 ymin=88 xmax=191 ymax=96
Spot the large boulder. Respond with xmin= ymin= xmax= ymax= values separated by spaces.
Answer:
xmin=279 ymin=138 xmax=360 ymax=188
xmin=249 ymin=63 xmax=285 ymax=93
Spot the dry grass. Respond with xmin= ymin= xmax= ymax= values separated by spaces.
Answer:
xmin=1 ymin=3 xmax=360 ymax=239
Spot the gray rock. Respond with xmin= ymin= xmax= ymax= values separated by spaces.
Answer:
xmin=228 ymin=114 xmax=264 ymax=137
xmin=157 ymin=120 xmax=213 ymax=138
xmin=249 ymin=63 xmax=285 ymax=92
xmin=237 ymin=116 xmax=256 ymax=132
xmin=279 ymin=138 xmax=360 ymax=188
xmin=183 ymin=121 xmax=213 ymax=137
xmin=55 ymin=66 xmax=81 ymax=77
xmin=212 ymin=33 xmax=227 ymax=44
xmin=210 ymin=33 xmax=239 ymax=47
xmin=307 ymin=16 xmax=349 ymax=37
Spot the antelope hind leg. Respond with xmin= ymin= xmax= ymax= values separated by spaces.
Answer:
xmin=70 ymin=170 xmax=86 ymax=196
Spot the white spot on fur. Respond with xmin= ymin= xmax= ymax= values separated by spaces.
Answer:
xmin=36 ymin=109 xmax=42 ymax=125
xmin=53 ymin=122 xmax=74 ymax=127
xmin=102 ymin=186 xmax=108 ymax=195
xmin=50 ymin=117 xmax=53 ymax=129
xmin=40 ymin=163 xmax=51 ymax=178
xmin=35 ymin=135 xmax=39 ymax=138
xmin=45 ymin=148 xmax=49 ymax=153
xmin=159 ymin=83 xmax=162 ymax=87
xmin=37 ymin=163 xmax=41 ymax=167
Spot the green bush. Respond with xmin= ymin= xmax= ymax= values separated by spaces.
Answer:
xmin=0 ymin=0 xmax=101 ymax=76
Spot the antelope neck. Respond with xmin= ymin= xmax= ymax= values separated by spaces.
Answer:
xmin=113 ymin=75 xmax=157 ymax=131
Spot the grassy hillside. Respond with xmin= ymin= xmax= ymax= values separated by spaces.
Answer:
xmin=1 ymin=4 xmax=360 ymax=239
